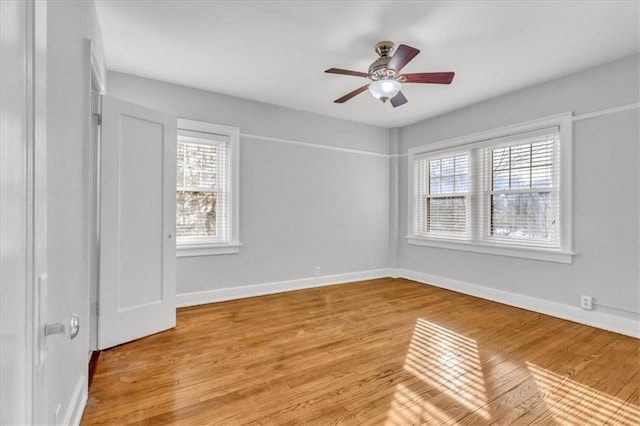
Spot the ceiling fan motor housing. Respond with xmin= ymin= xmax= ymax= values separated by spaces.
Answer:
xmin=369 ymin=41 xmax=398 ymax=81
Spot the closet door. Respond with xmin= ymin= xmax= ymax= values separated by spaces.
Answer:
xmin=98 ymin=96 xmax=176 ymax=349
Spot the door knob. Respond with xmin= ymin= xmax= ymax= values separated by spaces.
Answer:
xmin=45 ymin=313 xmax=80 ymax=340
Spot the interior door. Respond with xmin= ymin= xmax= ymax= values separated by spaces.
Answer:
xmin=0 ymin=0 xmax=47 ymax=422
xmin=98 ymin=95 xmax=176 ymax=349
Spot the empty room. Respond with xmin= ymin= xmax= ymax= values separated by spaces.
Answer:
xmin=1 ymin=0 xmax=639 ymax=425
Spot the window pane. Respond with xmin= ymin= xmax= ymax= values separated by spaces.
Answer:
xmin=429 ymin=154 xmax=469 ymax=195
xmin=429 ymin=159 xmax=441 ymax=177
xmin=491 ymin=192 xmax=552 ymax=241
xmin=176 ymin=190 xmax=217 ymax=238
xmin=426 ymin=196 xmax=466 ymax=234
xmin=455 ymin=155 xmax=468 ymax=175
xmin=492 ymin=147 xmax=510 ymax=170
xmin=510 ymin=167 xmax=531 ymax=189
xmin=441 ymin=175 xmax=455 ymax=193
xmin=455 ymin=174 xmax=468 ymax=193
xmin=430 ymin=177 xmax=441 ymax=194
xmin=511 ymin=144 xmax=531 ymax=168
xmin=441 ymin=157 xmax=454 ymax=176
xmin=177 ymin=144 xmax=185 ymax=187
xmin=492 ymin=139 xmax=555 ymax=192
xmin=532 ymin=141 xmax=553 ymax=166
xmin=179 ymin=141 xmax=217 ymax=189
xmin=531 ymin=165 xmax=552 ymax=188
xmin=493 ymin=170 xmax=509 ymax=190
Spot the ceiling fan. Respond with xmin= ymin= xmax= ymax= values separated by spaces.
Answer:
xmin=325 ymin=41 xmax=455 ymax=107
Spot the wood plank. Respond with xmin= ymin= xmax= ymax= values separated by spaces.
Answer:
xmin=82 ymin=278 xmax=640 ymax=425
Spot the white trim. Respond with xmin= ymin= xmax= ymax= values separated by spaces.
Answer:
xmin=572 ymin=102 xmax=640 ymax=122
xmin=62 ymin=375 xmax=87 ymax=426
xmin=241 ymin=132 xmax=390 ymax=158
xmin=395 ymin=268 xmax=639 ymax=338
xmin=176 ymin=269 xmax=393 ymax=307
xmin=177 ymin=243 xmax=242 ymax=257
xmin=406 ymin=237 xmax=574 ymax=263
xmin=233 ymin=102 xmax=637 ymax=161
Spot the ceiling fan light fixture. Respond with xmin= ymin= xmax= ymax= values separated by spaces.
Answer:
xmin=326 ymin=42 xmax=454 ymax=107
xmin=368 ymin=79 xmax=401 ymax=101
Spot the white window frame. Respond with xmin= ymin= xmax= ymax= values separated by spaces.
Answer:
xmin=176 ymin=118 xmax=241 ymax=257
xmin=407 ymin=112 xmax=574 ymax=263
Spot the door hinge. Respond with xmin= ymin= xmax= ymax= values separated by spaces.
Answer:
xmin=93 ymin=113 xmax=102 ymax=126
xmin=91 ymin=302 xmax=100 ymax=316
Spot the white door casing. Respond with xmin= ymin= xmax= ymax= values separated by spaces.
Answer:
xmin=98 ymin=96 xmax=176 ymax=349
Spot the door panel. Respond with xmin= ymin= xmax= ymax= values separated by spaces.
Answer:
xmin=99 ymin=96 xmax=176 ymax=350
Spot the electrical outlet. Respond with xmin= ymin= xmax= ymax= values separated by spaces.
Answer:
xmin=580 ymin=295 xmax=593 ymax=310
xmin=314 ymin=266 xmax=320 ymax=276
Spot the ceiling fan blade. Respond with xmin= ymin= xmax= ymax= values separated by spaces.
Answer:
xmin=388 ymin=44 xmax=420 ymax=73
xmin=401 ymin=72 xmax=455 ymax=84
xmin=334 ymin=84 xmax=370 ymax=103
xmin=325 ymin=68 xmax=369 ymax=78
xmin=390 ymin=91 xmax=408 ymax=108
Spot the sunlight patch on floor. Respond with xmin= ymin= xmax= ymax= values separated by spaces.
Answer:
xmin=386 ymin=319 xmax=489 ymax=424
xmin=527 ymin=362 xmax=639 ymax=425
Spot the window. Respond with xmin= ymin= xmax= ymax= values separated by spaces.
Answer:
xmin=408 ymin=113 xmax=573 ymax=263
xmin=487 ymin=135 xmax=557 ymax=246
xmin=176 ymin=119 xmax=240 ymax=256
xmin=416 ymin=153 xmax=469 ymax=239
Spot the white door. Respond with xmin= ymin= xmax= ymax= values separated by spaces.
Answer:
xmin=0 ymin=0 xmax=47 ymax=423
xmin=98 ymin=96 xmax=176 ymax=349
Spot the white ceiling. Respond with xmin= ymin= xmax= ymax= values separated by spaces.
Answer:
xmin=95 ymin=1 xmax=639 ymax=128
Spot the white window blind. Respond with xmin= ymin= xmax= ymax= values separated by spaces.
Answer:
xmin=415 ymin=153 xmax=470 ymax=239
xmin=176 ymin=129 xmax=230 ymax=245
xmin=481 ymin=129 xmax=560 ymax=248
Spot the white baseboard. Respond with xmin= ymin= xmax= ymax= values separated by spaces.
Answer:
xmin=176 ymin=268 xmax=394 ymax=308
xmin=63 ymin=374 xmax=87 ymax=426
xmin=394 ymin=268 xmax=639 ymax=338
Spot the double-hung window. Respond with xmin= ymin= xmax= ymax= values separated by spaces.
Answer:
xmin=416 ymin=153 xmax=470 ymax=239
xmin=176 ymin=119 xmax=240 ymax=256
xmin=486 ymin=132 xmax=558 ymax=246
xmin=408 ymin=113 xmax=573 ymax=263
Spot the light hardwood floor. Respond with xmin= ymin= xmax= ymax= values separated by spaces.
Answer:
xmin=82 ymin=278 xmax=639 ymax=425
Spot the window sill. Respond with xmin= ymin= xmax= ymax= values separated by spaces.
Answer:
xmin=406 ymin=236 xmax=574 ymax=264
xmin=177 ymin=243 xmax=242 ymax=257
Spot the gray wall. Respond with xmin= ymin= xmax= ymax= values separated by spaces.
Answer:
xmin=108 ymin=72 xmax=391 ymax=294
xmin=396 ymin=54 xmax=640 ymax=321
